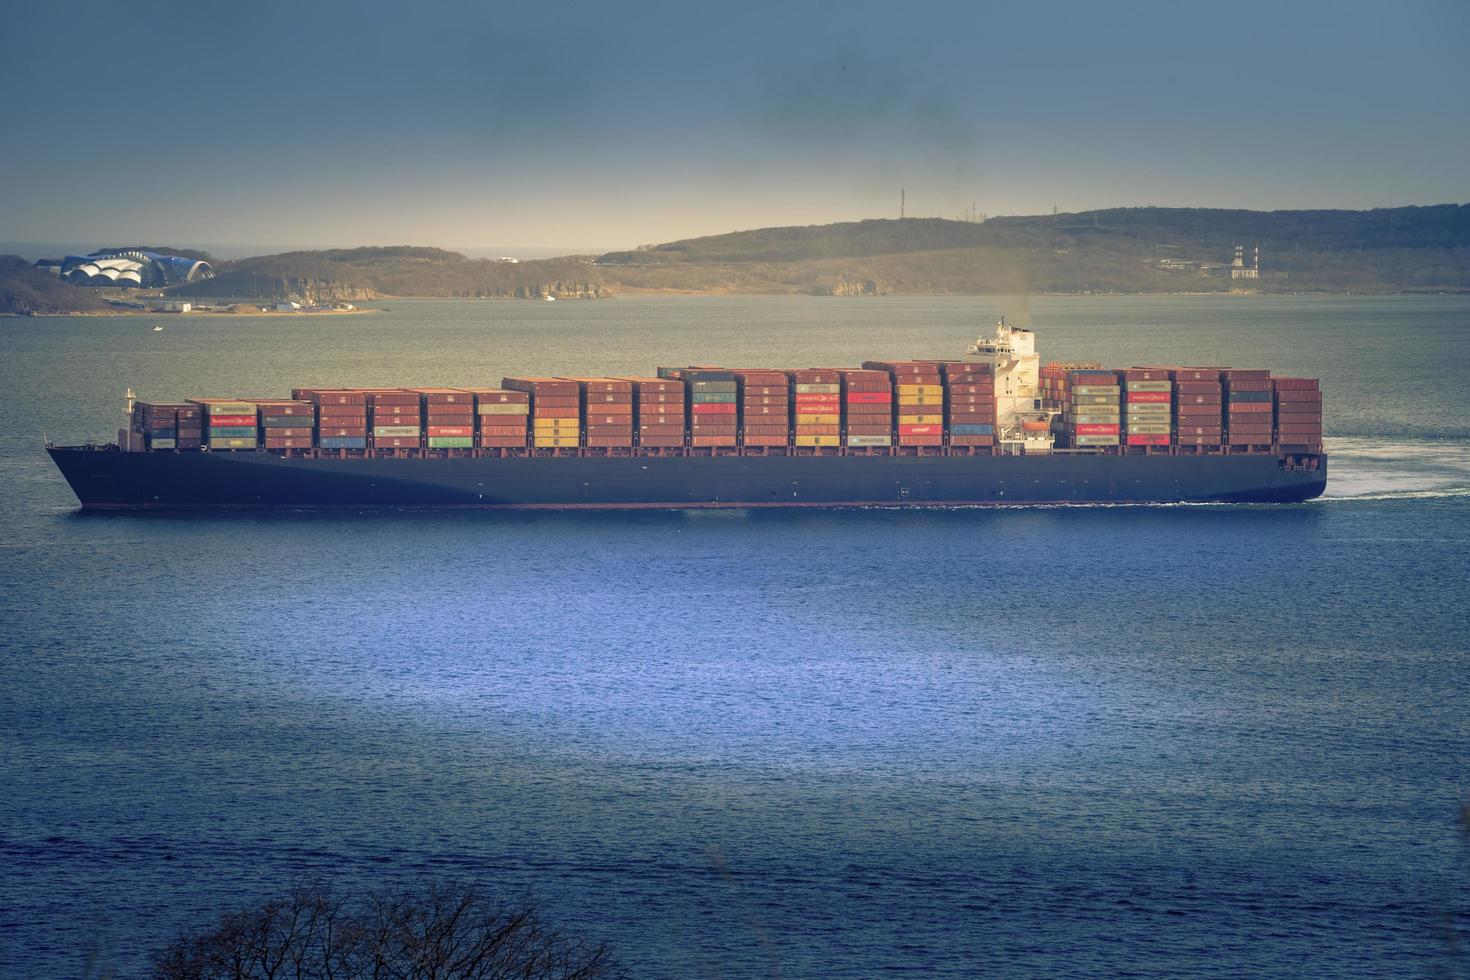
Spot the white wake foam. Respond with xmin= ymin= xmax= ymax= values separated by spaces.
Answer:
xmin=1318 ymin=436 xmax=1470 ymax=501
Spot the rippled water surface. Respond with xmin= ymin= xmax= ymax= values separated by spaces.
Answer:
xmin=2 ymin=295 xmax=1468 ymax=977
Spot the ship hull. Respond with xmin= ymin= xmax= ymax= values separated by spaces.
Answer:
xmin=47 ymin=447 xmax=1327 ymax=510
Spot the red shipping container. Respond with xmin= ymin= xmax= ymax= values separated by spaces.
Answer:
xmin=846 ymin=424 xmax=893 ymax=435
xmin=373 ymin=437 xmax=419 ymax=448
xmin=587 ymin=414 xmax=632 ymax=425
xmin=1228 ymin=402 xmax=1273 ymax=414
xmin=639 ymin=405 xmax=684 ymax=415
xmin=480 ymin=424 xmax=528 ymax=436
xmin=207 ymin=414 xmax=257 ymax=426
xmin=1124 ymin=368 xmax=1172 ymax=381
xmin=945 ymin=383 xmax=994 ymax=395
xmin=743 ymin=405 xmax=787 ymax=416
xmin=1075 ymin=424 xmax=1120 ymax=435
xmin=898 ymin=424 xmax=942 ymax=435
xmin=742 ymin=384 xmax=788 ymax=396
xmin=1276 ymin=390 xmax=1323 ymax=403
xmin=691 ymin=435 xmax=737 ymax=447
xmin=1126 ymin=434 xmax=1170 ymax=446
xmin=264 ymin=437 xmax=312 ymax=449
xmin=478 ymin=436 xmax=527 ymax=448
xmin=1126 ymin=392 xmax=1170 ymax=404
xmin=947 ymin=413 xmax=995 ymax=425
xmin=794 ymin=393 xmax=840 ymax=405
xmin=638 ymin=435 xmax=686 ymax=447
xmin=586 ymin=436 xmax=632 ymax=447
xmin=897 ymin=435 xmax=944 ymax=446
xmin=949 ymin=435 xmax=994 ymax=446
xmin=1170 ymin=369 xmax=1221 ymax=382
xmin=639 ymin=424 xmax=685 ymax=436
xmin=843 ymin=380 xmax=892 ymax=393
xmin=265 ymin=427 xmax=313 ymax=439
xmin=319 ymin=426 xmax=368 ymax=438
xmin=533 ymin=406 xmax=580 ymax=419
xmin=1274 ymin=378 xmax=1320 ymax=391
xmin=846 ymin=392 xmax=892 ymax=404
xmin=1177 ymin=435 xmax=1223 ymax=445
xmin=427 ymin=414 xmax=473 ymax=426
xmin=1225 ymin=379 xmax=1273 ymax=392
xmin=1221 ymin=369 xmax=1271 ymax=382
xmin=1176 ymin=425 xmax=1222 ymax=436
xmin=795 ymin=424 xmax=840 ymax=435
xmin=743 ymin=435 xmax=790 ymax=447
xmin=692 ymin=403 xmax=737 ymax=415
xmin=427 ymin=425 xmax=474 ymax=437
xmin=743 ymin=424 xmax=790 ymax=436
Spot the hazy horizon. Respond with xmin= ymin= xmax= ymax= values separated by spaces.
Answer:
xmin=4 ymin=0 xmax=1466 ymax=253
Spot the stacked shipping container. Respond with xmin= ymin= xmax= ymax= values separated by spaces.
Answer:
xmin=863 ymin=361 xmax=943 ymax=447
xmin=1274 ymin=378 xmax=1323 ymax=452
xmin=623 ymin=377 xmax=685 ymax=448
xmin=936 ymin=361 xmax=995 ymax=449
xmin=1121 ymin=369 xmax=1173 ymax=448
xmin=572 ymin=378 xmax=635 ymax=448
xmin=1169 ymin=369 xmax=1224 ymax=449
xmin=734 ymin=370 xmax=791 ymax=448
xmin=190 ymin=398 xmax=258 ymax=450
xmin=256 ymin=399 xmax=315 ymax=450
xmin=368 ymin=390 xmax=422 ymax=450
xmin=840 ymin=369 xmax=892 ymax=448
xmin=294 ymin=389 xmax=368 ymax=449
xmin=1222 ymin=370 xmax=1274 ymax=448
xmin=504 ymin=378 xmax=580 ymax=449
xmin=1065 ymin=370 xmax=1121 ymax=448
xmin=464 ymin=388 xmax=530 ymax=449
xmin=416 ymin=388 xmax=475 ymax=449
xmin=789 ymin=369 xmax=841 ymax=448
xmin=681 ymin=370 xmax=739 ymax=448
xmin=130 ymin=401 xmax=201 ymax=450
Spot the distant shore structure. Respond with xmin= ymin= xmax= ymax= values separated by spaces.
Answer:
xmin=36 ymin=249 xmax=213 ymax=289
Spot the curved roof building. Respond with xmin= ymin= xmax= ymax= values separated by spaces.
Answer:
xmin=57 ymin=250 xmax=213 ymax=288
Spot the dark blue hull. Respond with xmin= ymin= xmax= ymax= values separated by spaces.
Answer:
xmin=47 ymin=446 xmax=1327 ymax=509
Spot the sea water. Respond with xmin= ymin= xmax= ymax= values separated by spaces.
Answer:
xmin=2 ymin=295 xmax=1467 ymax=977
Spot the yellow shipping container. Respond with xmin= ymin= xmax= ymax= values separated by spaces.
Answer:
xmin=896 ymin=384 xmax=943 ymax=397
xmin=478 ymin=403 xmax=530 ymax=415
xmin=899 ymin=414 xmax=942 ymax=424
xmin=795 ymin=434 xmax=840 ymax=447
xmin=794 ymin=413 xmax=841 ymax=425
xmin=898 ymin=396 xmax=943 ymax=406
xmin=533 ymin=418 xmax=580 ymax=429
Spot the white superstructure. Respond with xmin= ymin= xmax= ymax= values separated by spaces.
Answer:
xmin=964 ymin=319 xmax=1056 ymax=454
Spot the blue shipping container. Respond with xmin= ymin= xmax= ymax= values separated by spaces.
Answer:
xmin=951 ymin=423 xmax=994 ymax=435
xmin=319 ymin=437 xmax=368 ymax=449
xmin=208 ymin=426 xmax=257 ymax=438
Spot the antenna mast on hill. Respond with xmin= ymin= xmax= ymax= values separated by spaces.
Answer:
xmin=901 ymin=188 xmax=905 ymax=219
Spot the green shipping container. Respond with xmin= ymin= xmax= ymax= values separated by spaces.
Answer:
xmin=1073 ymin=434 xmax=1120 ymax=446
xmin=477 ymin=403 xmax=529 ymax=415
xmin=1124 ymin=403 xmax=1172 ymax=415
xmin=1072 ymin=393 xmax=1120 ymax=406
xmin=1126 ymin=423 xmax=1173 ymax=435
xmin=794 ymin=383 xmax=841 ymax=394
xmin=1126 ymin=380 xmax=1172 ymax=392
xmin=209 ymin=437 xmax=257 ymax=450
xmin=427 ymin=437 xmax=474 ymax=448
xmin=690 ymin=392 xmax=737 ymax=403
xmin=373 ymin=425 xmax=422 ymax=437
xmin=846 ymin=434 xmax=893 ymax=447
xmin=1072 ymin=385 xmax=1121 ymax=396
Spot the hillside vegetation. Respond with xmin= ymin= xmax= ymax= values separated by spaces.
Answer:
xmin=173 ymin=246 xmax=610 ymax=302
xmin=597 ymin=205 xmax=1470 ymax=295
xmin=0 ymin=256 xmax=108 ymax=313
xmin=7 ymin=205 xmax=1467 ymax=313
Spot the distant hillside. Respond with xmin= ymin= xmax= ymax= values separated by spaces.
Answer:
xmin=173 ymin=245 xmax=611 ymax=301
xmin=0 ymin=256 xmax=109 ymax=314
xmin=596 ymin=205 xmax=1470 ymax=294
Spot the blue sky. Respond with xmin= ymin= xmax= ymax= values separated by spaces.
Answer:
xmin=2 ymin=0 xmax=1465 ymax=253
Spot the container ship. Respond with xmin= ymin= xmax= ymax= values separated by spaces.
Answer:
xmin=46 ymin=322 xmax=1326 ymax=509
